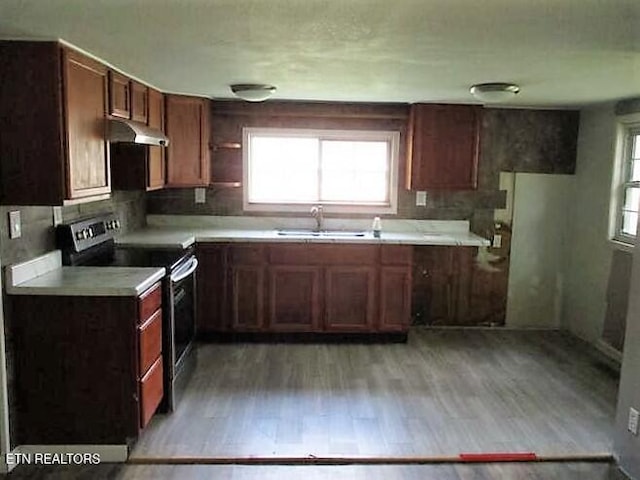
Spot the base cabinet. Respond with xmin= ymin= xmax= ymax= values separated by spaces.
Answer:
xmin=10 ymin=283 xmax=163 ymax=444
xmin=231 ymin=265 xmax=266 ymax=331
xmin=269 ymin=266 xmax=321 ymax=332
xmin=412 ymin=246 xmax=476 ymax=325
xmin=196 ymin=243 xmax=412 ymax=335
xmin=324 ymin=266 xmax=376 ymax=332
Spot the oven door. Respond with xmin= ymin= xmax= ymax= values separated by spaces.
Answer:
xmin=165 ymin=254 xmax=198 ymax=411
xmin=171 ymin=255 xmax=198 ymax=369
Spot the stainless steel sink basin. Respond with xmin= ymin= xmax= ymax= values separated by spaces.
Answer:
xmin=277 ymin=229 xmax=367 ymax=237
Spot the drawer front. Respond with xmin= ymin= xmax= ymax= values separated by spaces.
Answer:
xmin=139 ymin=356 xmax=163 ymax=429
xmin=230 ymin=244 xmax=266 ymax=264
xmin=381 ymin=245 xmax=413 ymax=265
xmin=138 ymin=309 xmax=162 ymax=376
xmin=138 ymin=283 xmax=162 ymax=322
xmin=269 ymin=244 xmax=378 ymax=265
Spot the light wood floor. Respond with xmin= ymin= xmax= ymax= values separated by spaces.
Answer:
xmin=6 ymin=461 xmax=630 ymax=480
xmin=131 ymin=329 xmax=618 ymax=459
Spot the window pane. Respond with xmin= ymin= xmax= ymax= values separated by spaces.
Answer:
xmin=320 ymin=140 xmax=389 ymax=202
xmin=248 ymin=136 xmax=319 ymax=203
xmin=622 ymin=211 xmax=638 ymax=236
xmin=624 ymin=187 xmax=640 ymax=211
xmin=633 ymin=134 xmax=640 ymax=160
xmin=631 ymin=160 xmax=640 ymax=182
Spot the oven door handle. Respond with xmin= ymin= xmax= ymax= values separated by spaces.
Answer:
xmin=171 ymin=257 xmax=199 ymax=283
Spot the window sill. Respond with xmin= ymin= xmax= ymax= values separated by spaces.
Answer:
xmin=609 ymin=238 xmax=635 ymax=253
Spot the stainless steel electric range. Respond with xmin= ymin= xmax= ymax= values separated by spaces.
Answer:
xmin=56 ymin=213 xmax=197 ymax=412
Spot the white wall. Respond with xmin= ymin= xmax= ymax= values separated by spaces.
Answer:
xmin=562 ymin=105 xmax=617 ymax=343
xmin=615 ymin=230 xmax=640 ymax=479
xmin=506 ymin=173 xmax=574 ymax=328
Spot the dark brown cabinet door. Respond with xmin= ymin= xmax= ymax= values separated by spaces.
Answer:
xmin=269 ymin=266 xmax=321 ymax=331
xmin=324 ymin=266 xmax=376 ymax=332
xmin=379 ymin=267 xmax=412 ymax=331
xmin=406 ymin=104 xmax=480 ymax=190
xmin=63 ymin=49 xmax=110 ymax=200
xmin=412 ymin=246 xmax=475 ymax=325
xmin=131 ymin=81 xmax=149 ymax=124
xmin=196 ymin=244 xmax=228 ymax=334
xmin=147 ymin=88 xmax=166 ymax=190
xmin=231 ymin=266 xmax=265 ymax=331
xmin=165 ymin=95 xmax=210 ymax=187
xmin=379 ymin=246 xmax=412 ymax=331
xmin=108 ymin=71 xmax=130 ymax=118
xmin=413 ymin=246 xmax=453 ymax=324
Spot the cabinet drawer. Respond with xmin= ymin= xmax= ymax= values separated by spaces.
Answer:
xmin=139 ymin=356 xmax=163 ymax=429
xmin=230 ymin=245 xmax=266 ymax=264
xmin=138 ymin=283 xmax=162 ymax=321
xmin=269 ymin=244 xmax=377 ymax=265
xmin=138 ymin=309 xmax=162 ymax=376
xmin=381 ymin=245 xmax=413 ymax=265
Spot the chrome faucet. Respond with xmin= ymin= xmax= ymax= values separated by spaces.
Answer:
xmin=310 ymin=205 xmax=324 ymax=232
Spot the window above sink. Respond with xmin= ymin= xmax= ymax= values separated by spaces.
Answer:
xmin=242 ymin=127 xmax=400 ymax=215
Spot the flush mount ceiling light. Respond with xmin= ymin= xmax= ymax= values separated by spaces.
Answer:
xmin=230 ymin=84 xmax=276 ymax=102
xmin=469 ymin=82 xmax=520 ymax=103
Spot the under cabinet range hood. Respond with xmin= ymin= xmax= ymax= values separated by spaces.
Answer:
xmin=108 ymin=118 xmax=169 ymax=147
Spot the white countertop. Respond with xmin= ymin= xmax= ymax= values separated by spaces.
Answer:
xmin=116 ymin=216 xmax=490 ymax=249
xmin=5 ymin=251 xmax=165 ymax=297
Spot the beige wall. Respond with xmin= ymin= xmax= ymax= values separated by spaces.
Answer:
xmin=562 ymin=104 xmax=617 ymax=342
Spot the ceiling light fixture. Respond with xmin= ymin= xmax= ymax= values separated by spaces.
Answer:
xmin=469 ymin=82 xmax=520 ymax=103
xmin=230 ymin=84 xmax=276 ymax=102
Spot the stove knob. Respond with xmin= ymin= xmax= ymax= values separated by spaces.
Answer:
xmin=114 ymin=220 xmax=121 ymax=229
xmin=87 ymin=227 xmax=94 ymax=238
xmin=75 ymin=231 xmax=83 ymax=240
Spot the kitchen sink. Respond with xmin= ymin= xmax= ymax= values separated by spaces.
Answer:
xmin=277 ymin=229 xmax=367 ymax=237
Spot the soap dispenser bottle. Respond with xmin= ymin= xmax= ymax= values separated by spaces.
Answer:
xmin=372 ymin=217 xmax=382 ymax=238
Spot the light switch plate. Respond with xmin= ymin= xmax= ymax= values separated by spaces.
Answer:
xmin=8 ymin=210 xmax=21 ymax=239
xmin=492 ymin=234 xmax=502 ymax=248
xmin=52 ymin=206 xmax=63 ymax=226
xmin=195 ymin=188 xmax=206 ymax=204
xmin=416 ymin=191 xmax=427 ymax=206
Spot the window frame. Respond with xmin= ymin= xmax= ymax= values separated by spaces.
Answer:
xmin=242 ymin=127 xmax=400 ymax=214
xmin=611 ymin=118 xmax=640 ymax=246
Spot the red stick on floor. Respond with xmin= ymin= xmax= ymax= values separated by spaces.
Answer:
xmin=459 ymin=452 xmax=538 ymax=462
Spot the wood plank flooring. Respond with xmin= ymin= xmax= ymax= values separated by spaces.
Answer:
xmin=131 ymin=329 xmax=618 ymax=459
xmin=6 ymin=462 xmax=630 ymax=480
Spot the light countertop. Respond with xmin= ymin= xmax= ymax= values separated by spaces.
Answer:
xmin=116 ymin=216 xmax=490 ymax=249
xmin=5 ymin=251 xmax=165 ymax=297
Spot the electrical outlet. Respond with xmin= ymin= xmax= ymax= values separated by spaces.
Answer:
xmin=416 ymin=191 xmax=427 ymax=206
xmin=52 ymin=206 xmax=63 ymax=226
xmin=195 ymin=188 xmax=206 ymax=204
xmin=8 ymin=210 xmax=21 ymax=239
xmin=492 ymin=234 xmax=502 ymax=248
xmin=628 ymin=407 xmax=639 ymax=435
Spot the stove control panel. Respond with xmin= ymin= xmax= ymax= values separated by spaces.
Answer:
xmin=56 ymin=213 xmax=122 ymax=254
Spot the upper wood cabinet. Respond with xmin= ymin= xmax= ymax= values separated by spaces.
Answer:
xmin=111 ymin=87 xmax=165 ymax=191
xmin=406 ymin=104 xmax=481 ymax=190
xmin=0 ymin=42 xmax=110 ymax=205
xmin=108 ymin=71 xmax=131 ymax=118
xmin=147 ymin=88 xmax=165 ymax=189
xmin=165 ymin=95 xmax=210 ymax=187
xmin=131 ymin=81 xmax=149 ymax=124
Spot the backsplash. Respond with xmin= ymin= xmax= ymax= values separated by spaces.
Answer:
xmin=148 ymin=104 xmax=578 ymax=239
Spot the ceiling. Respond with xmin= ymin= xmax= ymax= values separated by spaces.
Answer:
xmin=0 ymin=0 xmax=638 ymax=107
